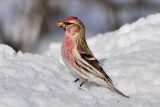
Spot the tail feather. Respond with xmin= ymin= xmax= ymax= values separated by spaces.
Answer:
xmin=107 ymin=82 xmax=129 ymax=98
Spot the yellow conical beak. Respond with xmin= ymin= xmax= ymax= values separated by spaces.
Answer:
xmin=57 ymin=22 xmax=65 ymax=28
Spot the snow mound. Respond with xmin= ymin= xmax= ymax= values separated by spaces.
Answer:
xmin=1 ymin=13 xmax=160 ymax=107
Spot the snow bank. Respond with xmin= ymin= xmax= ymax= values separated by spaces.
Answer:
xmin=0 ymin=13 xmax=160 ymax=107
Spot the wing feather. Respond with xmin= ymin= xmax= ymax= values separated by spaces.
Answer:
xmin=77 ymin=41 xmax=113 ymax=83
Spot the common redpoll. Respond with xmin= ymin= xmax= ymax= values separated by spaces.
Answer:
xmin=58 ymin=16 xmax=129 ymax=98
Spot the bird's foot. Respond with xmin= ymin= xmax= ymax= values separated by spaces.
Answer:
xmin=74 ymin=78 xmax=79 ymax=82
xmin=79 ymin=83 xmax=83 ymax=87
xmin=79 ymin=79 xmax=88 ymax=87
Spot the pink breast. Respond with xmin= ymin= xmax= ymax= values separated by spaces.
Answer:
xmin=61 ymin=36 xmax=75 ymax=64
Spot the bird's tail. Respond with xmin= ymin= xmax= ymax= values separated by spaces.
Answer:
xmin=106 ymin=82 xmax=129 ymax=98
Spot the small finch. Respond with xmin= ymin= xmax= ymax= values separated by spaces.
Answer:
xmin=58 ymin=16 xmax=129 ymax=98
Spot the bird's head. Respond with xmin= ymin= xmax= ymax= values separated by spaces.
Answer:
xmin=57 ymin=16 xmax=85 ymax=35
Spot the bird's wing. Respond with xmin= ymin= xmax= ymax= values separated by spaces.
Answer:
xmin=76 ymin=42 xmax=113 ymax=83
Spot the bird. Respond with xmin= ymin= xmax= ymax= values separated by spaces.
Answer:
xmin=57 ymin=16 xmax=129 ymax=98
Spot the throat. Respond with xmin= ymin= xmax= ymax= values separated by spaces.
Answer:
xmin=63 ymin=35 xmax=74 ymax=48
xmin=65 ymin=27 xmax=81 ymax=36
xmin=65 ymin=28 xmax=71 ymax=35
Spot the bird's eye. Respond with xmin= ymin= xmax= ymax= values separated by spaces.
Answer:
xmin=64 ymin=22 xmax=72 ymax=26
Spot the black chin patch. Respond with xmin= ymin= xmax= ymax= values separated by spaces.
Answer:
xmin=63 ymin=28 xmax=66 ymax=31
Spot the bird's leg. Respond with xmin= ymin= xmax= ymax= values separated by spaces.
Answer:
xmin=79 ymin=78 xmax=88 ymax=87
xmin=74 ymin=78 xmax=79 ymax=82
xmin=80 ymin=83 xmax=83 ymax=87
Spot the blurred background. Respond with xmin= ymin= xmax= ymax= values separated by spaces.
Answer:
xmin=0 ymin=0 xmax=160 ymax=53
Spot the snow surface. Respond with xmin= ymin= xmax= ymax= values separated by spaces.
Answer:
xmin=0 ymin=13 xmax=160 ymax=107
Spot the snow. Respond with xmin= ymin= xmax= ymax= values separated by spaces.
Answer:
xmin=0 ymin=13 xmax=160 ymax=107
